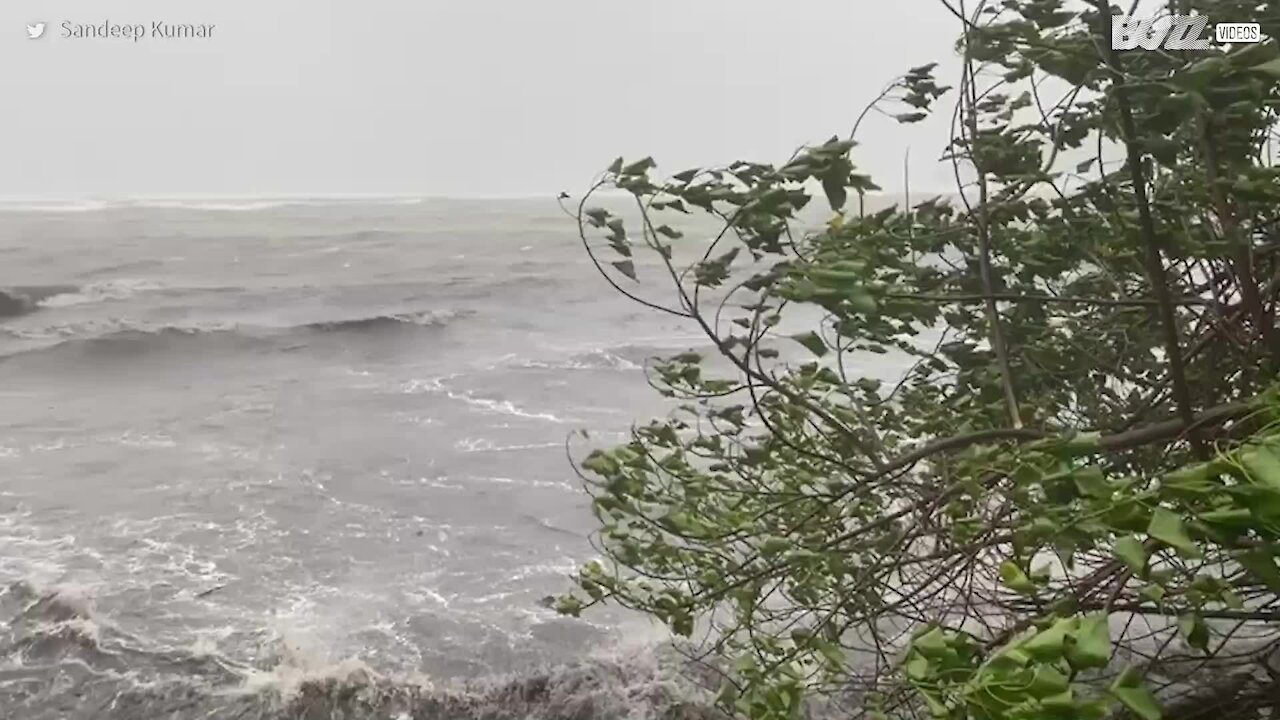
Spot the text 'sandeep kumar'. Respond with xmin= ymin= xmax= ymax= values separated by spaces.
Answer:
xmin=59 ymin=20 xmax=216 ymax=41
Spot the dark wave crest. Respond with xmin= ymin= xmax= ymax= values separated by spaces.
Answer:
xmin=300 ymin=310 xmax=466 ymax=333
xmin=0 ymin=286 xmax=79 ymax=319
xmin=0 ymin=309 xmax=473 ymax=363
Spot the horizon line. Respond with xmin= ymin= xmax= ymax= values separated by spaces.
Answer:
xmin=0 ymin=188 xmax=961 ymax=205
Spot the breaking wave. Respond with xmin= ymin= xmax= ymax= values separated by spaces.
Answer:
xmin=300 ymin=311 xmax=463 ymax=333
xmin=511 ymin=349 xmax=644 ymax=373
xmin=0 ymin=309 xmax=473 ymax=362
xmin=0 ymin=281 xmax=167 ymax=319
xmin=0 ymin=286 xmax=80 ymax=319
xmin=0 ymin=580 xmax=722 ymax=720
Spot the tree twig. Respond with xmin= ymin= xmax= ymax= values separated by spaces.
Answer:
xmin=1093 ymin=1 xmax=1203 ymax=455
xmin=959 ymin=0 xmax=1023 ymax=429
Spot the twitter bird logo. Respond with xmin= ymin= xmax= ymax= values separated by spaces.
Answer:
xmin=27 ymin=22 xmax=46 ymax=39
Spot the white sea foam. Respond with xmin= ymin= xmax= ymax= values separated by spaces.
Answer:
xmin=234 ymin=648 xmax=383 ymax=701
xmin=403 ymin=375 xmax=570 ymax=423
xmin=516 ymin=350 xmax=643 ymax=372
xmin=454 ymin=438 xmax=562 ymax=453
xmin=505 ymin=557 xmax=582 ymax=583
xmin=37 ymin=279 xmax=167 ymax=308
xmin=0 ymin=199 xmax=113 ymax=213
xmin=451 ymin=394 xmax=567 ymax=422
xmin=473 ymin=476 xmax=575 ymax=491
xmin=394 ymin=475 xmax=466 ymax=491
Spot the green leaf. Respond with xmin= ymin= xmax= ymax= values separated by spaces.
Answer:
xmin=1197 ymin=507 xmax=1253 ymax=529
xmin=1227 ymin=40 xmax=1279 ymax=68
xmin=807 ymin=268 xmax=865 ymax=287
xmin=1041 ymin=688 xmax=1075 ymax=713
xmin=612 ymin=260 xmax=638 ymax=282
xmin=1176 ymin=57 xmax=1230 ymax=87
xmin=1178 ymin=613 xmax=1209 ymax=651
xmin=1139 ymin=584 xmax=1166 ymax=604
xmin=1161 ymin=462 xmax=1219 ymax=496
xmin=847 ymin=288 xmax=877 ymax=315
xmin=607 ymin=157 xmax=624 ymax=174
xmin=552 ymin=595 xmax=585 ymax=617
xmin=584 ymin=207 xmax=611 ymax=228
xmin=1066 ymin=613 xmax=1112 ymax=670
xmin=1036 ymin=431 xmax=1102 ymax=457
xmin=791 ymin=331 xmax=828 ymax=357
xmin=1147 ymin=508 xmax=1201 ymax=558
xmin=1109 ymin=681 xmax=1162 ymax=720
xmin=671 ymin=611 xmax=693 ymax=637
xmin=1027 ymin=664 xmax=1070 ymax=697
xmin=921 ymin=689 xmax=948 ymax=717
xmin=1251 ymin=57 xmax=1280 ymax=79
xmin=760 ymin=536 xmax=791 ymax=556
xmin=813 ymin=638 xmax=845 ymax=668
xmin=1023 ymin=617 xmax=1074 ymax=660
xmin=694 ymin=248 xmax=740 ymax=287
xmin=1241 ymin=446 xmax=1280 ymax=491
xmin=1072 ymin=466 xmax=1110 ymax=499
xmin=654 ymin=225 xmax=683 ymax=240
xmin=913 ymin=626 xmax=949 ymax=657
xmin=1114 ymin=535 xmax=1148 ymax=575
xmin=905 ymin=651 xmax=931 ymax=680
xmin=988 ymin=644 xmax=1032 ymax=672
xmin=1238 ymin=549 xmax=1280 ymax=591
xmin=821 ymin=174 xmax=847 ymax=211
xmin=581 ymin=450 xmax=620 ymax=476
xmin=622 ymin=157 xmax=656 ymax=175
xmin=999 ymin=560 xmax=1037 ymax=594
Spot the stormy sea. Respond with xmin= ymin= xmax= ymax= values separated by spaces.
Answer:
xmin=0 ymin=197 xmax=750 ymax=720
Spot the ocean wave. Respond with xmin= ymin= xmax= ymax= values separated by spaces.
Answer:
xmin=0 ymin=285 xmax=79 ymax=318
xmin=35 ymin=279 xmax=168 ymax=308
xmin=0 ymin=326 xmax=258 ymax=362
xmin=454 ymin=438 xmax=563 ymax=454
xmin=0 ymin=309 xmax=472 ymax=362
xmin=0 ymin=200 xmax=113 ymax=213
xmin=489 ymin=341 xmax=713 ymax=375
xmin=0 ymin=579 xmax=721 ymax=720
xmin=450 ymin=395 xmax=569 ymax=423
xmin=300 ymin=310 xmax=464 ymax=333
xmin=510 ymin=349 xmax=645 ymax=373
xmin=0 ymin=582 xmax=111 ymax=665
xmin=402 ymin=376 xmax=571 ymax=423
xmin=0 ymin=281 xmax=166 ymax=320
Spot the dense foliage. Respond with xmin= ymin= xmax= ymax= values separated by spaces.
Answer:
xmin=556 ymin=1 xmax=1280 ymax=718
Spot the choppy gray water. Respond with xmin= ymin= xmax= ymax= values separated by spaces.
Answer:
xmin=0 ymin=198 xmax=730 ymax=719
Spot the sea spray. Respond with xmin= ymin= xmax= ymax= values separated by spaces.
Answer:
xmin=0 ymin=584 xmax=725 ymax=720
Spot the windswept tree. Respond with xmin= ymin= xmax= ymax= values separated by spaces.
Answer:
xmin=556 ymin=1 xmax=1280 ymax=718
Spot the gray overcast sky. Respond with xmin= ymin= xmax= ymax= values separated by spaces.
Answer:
xmin=1 ymin=1 xmax=962 ymax=199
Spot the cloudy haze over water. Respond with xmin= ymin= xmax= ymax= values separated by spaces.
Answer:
xmin=1 ymin=0 xmax=960 ymax=199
